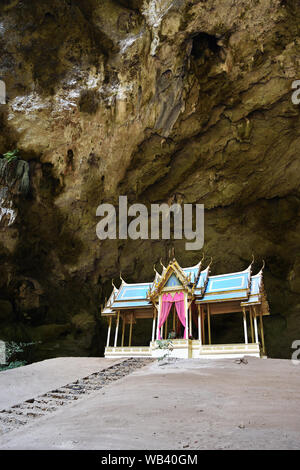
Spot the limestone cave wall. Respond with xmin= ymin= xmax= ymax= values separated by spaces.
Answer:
xmin=0 ymin=0 xmax=300 ymax=360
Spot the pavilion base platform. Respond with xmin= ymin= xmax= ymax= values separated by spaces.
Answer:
xmin=104 ymin=346 xmax=151 ymax=358
xmin=105 ymin=341 xmax=262 ymax=359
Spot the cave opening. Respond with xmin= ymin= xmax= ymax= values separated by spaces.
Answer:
xmin=191 ymin=32 xmax=220 ymax=59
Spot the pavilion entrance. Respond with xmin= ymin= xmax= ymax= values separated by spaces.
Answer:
xmin=159 ymin=304 xmax=186 ymax=340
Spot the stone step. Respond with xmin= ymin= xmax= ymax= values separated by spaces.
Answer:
xmin=0 ymin=358 xmax=153 ymax=435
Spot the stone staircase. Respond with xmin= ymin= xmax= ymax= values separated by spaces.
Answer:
xmin=0 ymin=358 xmax=153 ymax=435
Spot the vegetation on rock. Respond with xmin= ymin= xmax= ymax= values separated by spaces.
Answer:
xmin=0 ymin=150 xmax=30 ymax=196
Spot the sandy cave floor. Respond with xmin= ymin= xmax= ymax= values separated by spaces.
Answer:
xmin=0 ymin=356 xmax=299 ymax=450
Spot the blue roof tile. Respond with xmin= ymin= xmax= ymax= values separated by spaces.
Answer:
xmin=195 ymin=268 xmax=251 ymax=303
xmin=103 ymin=261 xmax=265 ymax=314
xmin=240 ymin=273 xmax=262 ymax=305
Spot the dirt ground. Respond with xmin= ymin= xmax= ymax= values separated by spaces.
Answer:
xmin=0 ymin=356 xmax=299 ymax=450
xmin=0 ymin=357 xmax=121 ymax=410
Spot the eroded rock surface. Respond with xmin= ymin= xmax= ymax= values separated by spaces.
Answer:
xmin=0 ymin=0 xmax=300 ymax=358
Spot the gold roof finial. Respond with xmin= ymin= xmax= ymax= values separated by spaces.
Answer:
xmin=205 ymin=257 xmax=213 ymax=274
xmin=112 ymin=278 xmax=116 ymax=289
xmin=160 ymin=258 xmax=165 ymax=270
xmin=249 ymin=253 xmax=255 ymax=272
xmin=194 ymin=252 xmax=205 ymax=287
xmin=120 ymin=271 xmax=124 ymax=283
xmin=154 ymin=263 xmax=160 ymax=277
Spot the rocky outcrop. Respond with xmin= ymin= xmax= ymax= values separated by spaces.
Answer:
xmin=0 ymin=0 xmax=300 ymax=359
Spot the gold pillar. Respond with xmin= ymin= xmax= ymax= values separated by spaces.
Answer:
xmin=250 ymin=308 xmax=254 ymax=343
xmin=201 ymin=308 xmax=205 ymax=344
xmin=184 ymin=292 xmax=189 ymax=339
xmin=173 ymin=306 xmax=175 ymax=330
xmin=164 ymin=315 xmax=168 ymax=339
xmin=157 ymin=296 xmax=162 ymax=340
xmin=121 ymin=314 xmax=125 ymax=347
xmin=207 ymin=305 xmax=211 ymax=345
xmin=242 ymin=307 xmax=248 ymax=344
xmin=198 ymin=304 xmax=202 ymax=344
xmin=129 ymin=313 xmax=133 ymax=346
xmin=259 ymin=312 xmax=266 ymax=354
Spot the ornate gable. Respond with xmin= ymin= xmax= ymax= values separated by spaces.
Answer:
xmin=148 ymin=259 xmax=193 ymax=301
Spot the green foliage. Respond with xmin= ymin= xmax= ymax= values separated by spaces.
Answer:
xmin=0 ymin=149 xmax=30 ymax=195
xmin=3 ymin=148 xmax=19 ymax=163
xmin=155 ymin=339 xmax=174 ymax=361
xmin=156 ymin=339 xmax=173 ymax=350
xmin=5 ymin=341 xmax=36 ymax=360
xmin=0 ymin=361 xmax=26 ymax=371
xmin=0 ymin=341 xmax=39 ymax=372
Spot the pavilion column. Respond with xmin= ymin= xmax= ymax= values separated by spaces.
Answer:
xmin=202 ymin=310 xmax=205 ymax=344
xmin=114 ymin=311 xmax=120 ymax=347
xmin=207 ymin=305 xmax=211 ymax=345
xmin=129 ymin=313 xmax=133 ymax=346
xmin=184 ymin=292 xmax=189 ymax=339
xmin=106 ymin=316 xmax=112 ymax=348
xmin=173 ymin=306 xmax=176 ymax=331
xmin=250 ymin=308 xmax=254 ymax=343
xmin=164 ymin=315 xmax=168 ymax=339
xmin=121 ymin=314 xmax=125 ymax=347
xmin=242 ymin=307 xmax=248 ymax=344
xmin=156 ymin=296 xmax=162 ymax=340
xmin=259 ymin=313 xmax=266 ymax=354
xmin=198 ymin=305 xmax=202 ymax=345
xmin=253 ymin=307 xmax=259 ymax=343
xmin=189 ymin=304 xmax=192 ymax=338
xmin=151 ymin=309 xmax=156 ymax=342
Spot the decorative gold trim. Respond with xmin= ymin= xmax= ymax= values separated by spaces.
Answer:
xmin=162 ymin=285 xmax=188 ymax=293
xmin=195 ymin=295 xmax=249 ymax=304
xmin=111 ymin=298 xmax=151 ymax=303
xmin=199 ymin=287 xmax=250 ymax=297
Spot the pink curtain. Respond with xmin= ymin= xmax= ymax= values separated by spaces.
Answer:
xmin=174 ymin=292 xmax=187 ymax=339
xmin=158 ymin=292 xmax=187 ymax=340
xmin=158 ymin=294 xmax=173 ymax=340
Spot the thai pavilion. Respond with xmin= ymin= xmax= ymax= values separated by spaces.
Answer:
xmin=101 ymin=257 xmax=270 ymax=359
